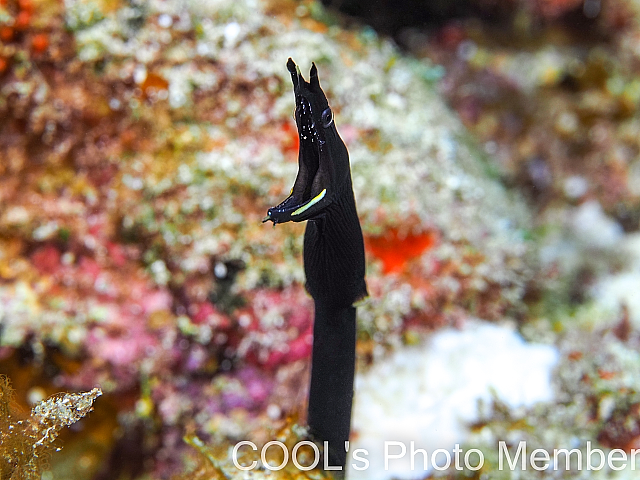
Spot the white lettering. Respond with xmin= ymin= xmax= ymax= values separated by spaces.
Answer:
xmin=499 ymin=441 xmax=526 ymax=470
xmin=410 ymin=442 xmax=428 ymax=470
xmin=352 ymin=448 xmax=369 ymax=471
xmin=431 ymin=448 xmax=452 ymax=471
xmin=587 ymin=441 xmax=605 ymax=470
xmin=631 ymin=449 xmax=640 ymax=470
xmin=385 ymin=441 xmax=406 ymax=470
xmin=553 ymin=448 xmax=582 ymax=470
xmin=608 ymin=449 xmax=627 ymax=471
xmin=530 ymin=448 xmax=550 ymax=471
xmin=324 ymin=441 xmax=342 ymax=471
xmin=465 ymin=448 xmax=484 ymax=471
xmin=261 ymin=441 xmax=288 ymax=471
xmin=453 ymin=444 xmax=463 ymax=470
xmin=291 ymin=441 xmax=319 ymax=471
xmin=232 ymin=441 xmax=257 ymax=471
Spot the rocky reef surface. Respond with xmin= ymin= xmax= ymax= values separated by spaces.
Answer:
xmin=1 ymin=0 xmax=640 ymax=479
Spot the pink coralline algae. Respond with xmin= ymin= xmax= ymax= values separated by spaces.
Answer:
xmin=221 ymin=367 xmax=273 ymax=411
xmin=87 ymin=322 xmax=158 ymax=368
xmin=190 ymin=301 xmax=231 ymax=328
xmin=30 ymin=244 xmax=61 ymax=275
xmin=235 ymin=287 xmax=314 ymax=370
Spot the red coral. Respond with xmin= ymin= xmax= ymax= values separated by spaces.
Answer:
xmin=31 ymin=32 xmax=48 ymax=53
xmin=280 ymin=122 xmax=299 ymax=155
xmin=0 ymin=26 xmax=13 ymax=42
xmin=366 ymin=228 xmax=438 ymax=274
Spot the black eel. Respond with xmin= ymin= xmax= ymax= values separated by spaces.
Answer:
xmin=263 ymin=58 xmax=367 ymax=473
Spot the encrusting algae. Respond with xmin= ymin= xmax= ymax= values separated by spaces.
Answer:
xmin=5 ymin=0 xmax=640 ymax=478
xmin=0 ymin=375 xmax=101 ymax=480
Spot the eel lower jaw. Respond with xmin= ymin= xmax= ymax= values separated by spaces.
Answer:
xmin=264 ymin=131 xmax=326 ymax=225
xmin=263 ymin=184 xmax=327 ymax=225
xmin=291 ymin=188 xmax=327 ymax=217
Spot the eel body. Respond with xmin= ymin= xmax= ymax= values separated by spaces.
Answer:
xmin=264 ymin=59 xmax=367 ymax=472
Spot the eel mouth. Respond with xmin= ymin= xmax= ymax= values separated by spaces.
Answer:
xmin=264 ymin=95 xmax=326 ymax=224
xmin=296 ymin=95 xmax=321 ymax=204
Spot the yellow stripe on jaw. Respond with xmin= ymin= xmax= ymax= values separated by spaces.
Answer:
xmin=292 ymin=189 xmax=327 ymax=216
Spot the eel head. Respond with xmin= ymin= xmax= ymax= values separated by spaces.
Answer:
xmin=264 ymin=58 xmax=350 ymax=225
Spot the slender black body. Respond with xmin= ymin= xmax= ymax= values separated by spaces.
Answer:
xmin=264 ymin=59 xmax=367 ymax=473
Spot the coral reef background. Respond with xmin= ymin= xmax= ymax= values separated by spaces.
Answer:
xmin=3 ymin=0 xmax=640 ymax=478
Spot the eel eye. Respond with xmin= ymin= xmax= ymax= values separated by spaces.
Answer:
xmin=321 ymin=107 xmax=333 ymax=128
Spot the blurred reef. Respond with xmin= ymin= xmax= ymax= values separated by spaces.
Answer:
xmin=2 ymin=0 xmax=640 ymax=479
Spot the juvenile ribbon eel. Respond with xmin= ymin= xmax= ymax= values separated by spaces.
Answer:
xmin=264 ymin=59 xmax=367 ymax=475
